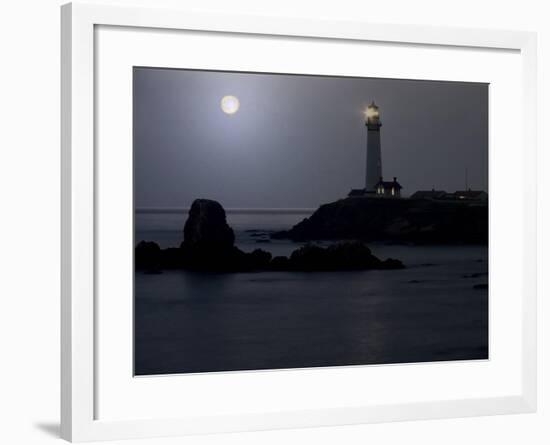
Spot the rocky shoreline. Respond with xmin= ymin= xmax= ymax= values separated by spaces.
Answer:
xmin=273 ymin=196 xmax=488 ymax=244
xmin=135 ymin=199 xmax=404 ymax=273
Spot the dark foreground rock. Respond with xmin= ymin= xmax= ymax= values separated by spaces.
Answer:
xmin=289 ymin=242 xmax=403 ymax=271
xmin=135 ymin=199 xmax=404 ymax=272
xmin=273 ymin=197 xmax=488 ymax=244
xmin=135 ymin=241 xmax=162 ymax=272
xmin=136 ymin=239 xmax=403 ymax=272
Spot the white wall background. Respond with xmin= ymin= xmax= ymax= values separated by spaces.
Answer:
xmin=0 ymin=0 xmax=547 ymax=443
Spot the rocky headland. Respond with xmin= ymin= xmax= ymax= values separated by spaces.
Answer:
xmin=135 ymin=198 xmax=404 ymax=273
xmin=273 ymin=196 xmax=488 ymax=244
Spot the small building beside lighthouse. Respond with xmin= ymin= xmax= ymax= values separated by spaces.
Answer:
xmin=348 ymin=101 xmax=403 ymax=198
xmin=375 ymin=177 xmax=402 ymax=198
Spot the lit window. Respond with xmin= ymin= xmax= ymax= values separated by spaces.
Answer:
xmin=391 ymin=188 xmax=395 ymax=196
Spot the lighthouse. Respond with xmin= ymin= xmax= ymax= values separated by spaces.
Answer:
xmin=348 ymin=102 xmax=402 ymax=199
xmin=365 ymin=101 xmax=382 ymax=191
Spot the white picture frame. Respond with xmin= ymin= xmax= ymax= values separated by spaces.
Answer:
xmin=61 ymin=2 xmax=537 ymax=442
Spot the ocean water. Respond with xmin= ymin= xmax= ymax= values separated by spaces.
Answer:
xmin=134 ymin=211 xmax=488 ymax=375
xmin=136 ymin=211 xmax=313 ymax=256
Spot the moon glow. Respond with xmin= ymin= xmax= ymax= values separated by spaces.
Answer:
xmin=221 ymin=95 xmax=240 ymax=115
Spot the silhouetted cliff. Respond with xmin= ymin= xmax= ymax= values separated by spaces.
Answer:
xmin=273 ymin=197 xmax=488 ymax=244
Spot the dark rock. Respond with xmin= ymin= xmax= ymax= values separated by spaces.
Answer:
xmin=287 ymin=241 xmax=404 ymax=271
xmin=136 ymin=239 xmax=404 ymax=273
xmin=137 ymin=200 xmax=273 ymax=272
xmin=192 ymin=248 xmax=272 ymax=273
xmin=136 ymin=200 xmax=406 ymax=273
xmin=247 ymin=249 xmax=272 ymax=269
xmin=270 ymin=256 xmax=290 ymax=270
xmin=178 ymin=199 xmax=239 ymax=271
xmin=135 ymin=241 xmax=162 ymax=272
xmin=183 ymin=245 xmax=244 ymax=272
xmin=289 ymin=244 xmax=329 ymax=271
xmin=182 ymin=199 xmax=235 ymax=251
xmin=136 ymin=242 xmax=188 ymax=271
xmin=381 ymin=258 xmax=406 ymax=270
xmin=161 ymin=247 xmax=187 ymax=269
xmin=272 ymin=197 xmax=488 ymax=244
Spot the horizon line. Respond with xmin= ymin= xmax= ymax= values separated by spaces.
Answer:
xmin=135 ymin=207 xmax=317 ymax=215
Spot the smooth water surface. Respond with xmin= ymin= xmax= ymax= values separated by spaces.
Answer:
xmin=134 ymin=212 xmax=488 ymax=375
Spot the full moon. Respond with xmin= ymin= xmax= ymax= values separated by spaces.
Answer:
xmin=221 ymin=95 xmax=240 ymax=115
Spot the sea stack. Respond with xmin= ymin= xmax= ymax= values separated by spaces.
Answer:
xmin=182 ymin=199 xmax=235 ymax=252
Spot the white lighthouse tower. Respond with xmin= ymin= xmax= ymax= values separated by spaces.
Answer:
xmin=365 ymin=101 xmax=382 ymax=191
xmin=348 ymin=101 xmax=402 ymax=199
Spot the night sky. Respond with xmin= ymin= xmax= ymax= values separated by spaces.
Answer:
xmin=134 ymin=68 xmax=488 ymax=209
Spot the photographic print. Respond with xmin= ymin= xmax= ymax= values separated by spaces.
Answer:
xmin=134 ymin=68 xmax=488 ymax=376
